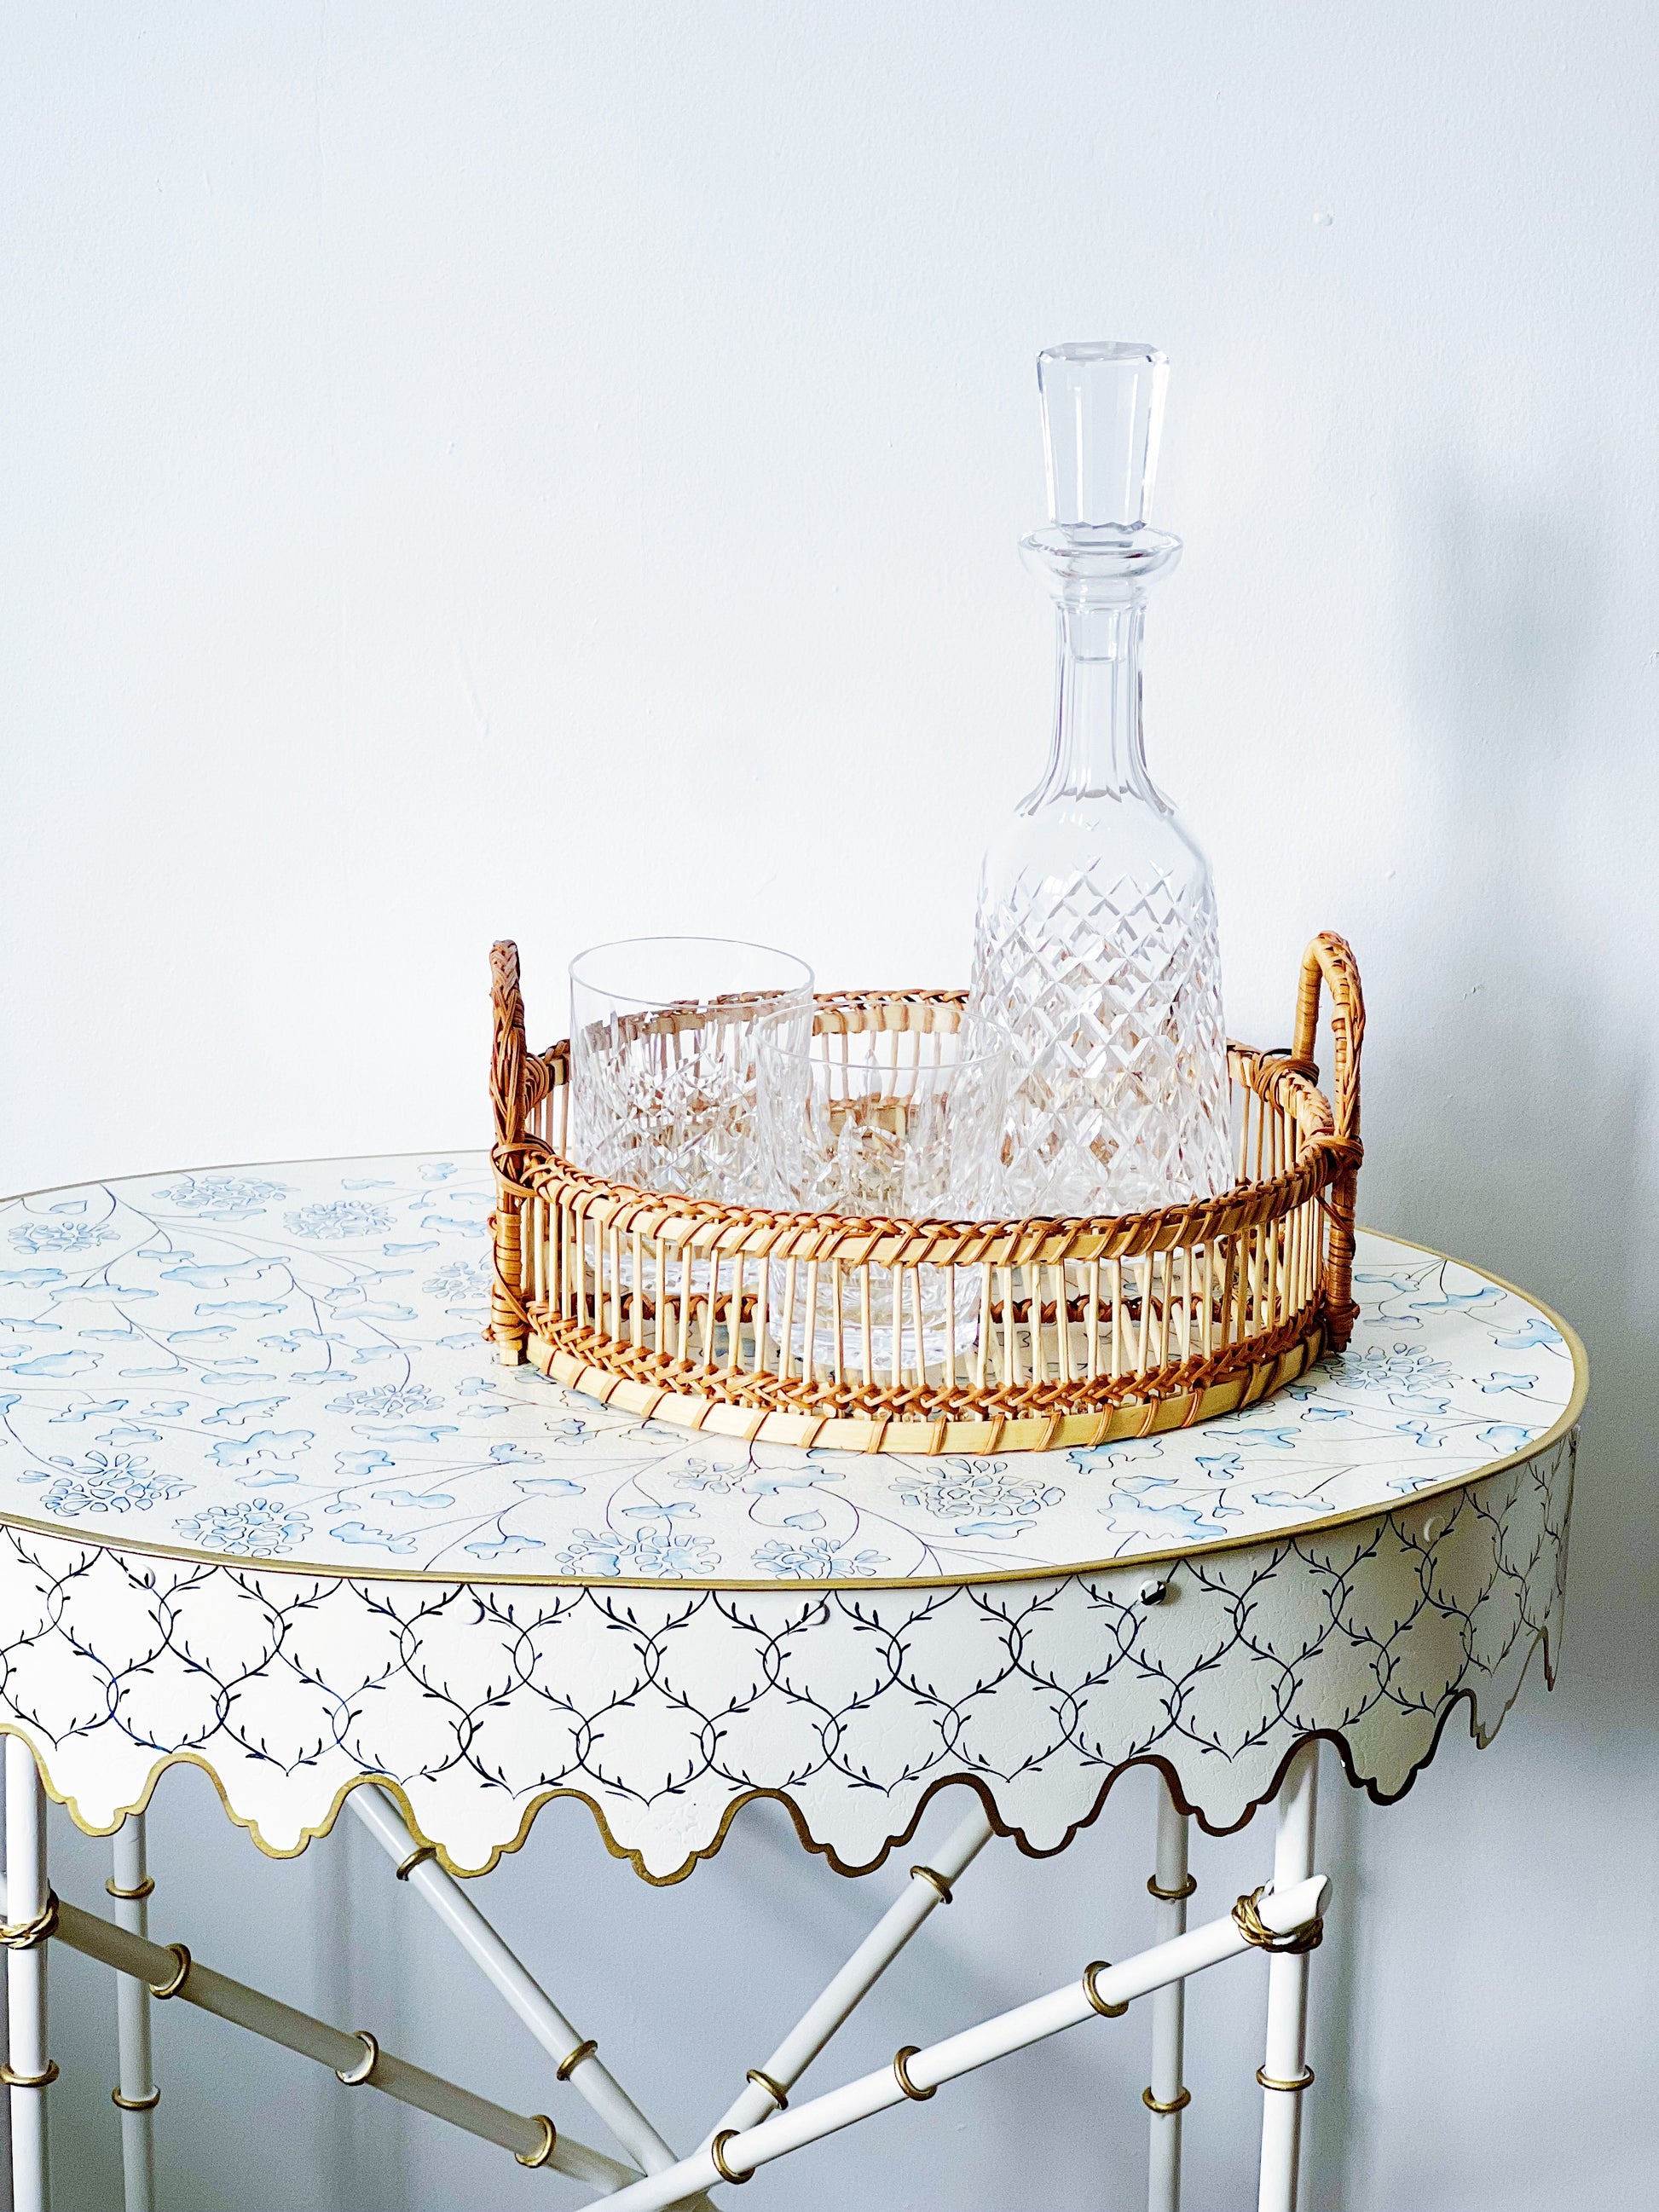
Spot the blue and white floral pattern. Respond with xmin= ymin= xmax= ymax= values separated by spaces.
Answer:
xmin=284 ymin=1200 xmax=395 ymax=1240
xmin=554 ymin=1523 xmax=720 ymax=1579
xmin=0 ymin=1155 xmax=1581 ymax=1881
xmin=172 ymin=1497 xmax=312 ymax=1558
xmin=892 ymin=1459 xmax=1065 ymax=1530
xmin=1330 ymin=1345 xmax=1456 ymax=1405
xmin=749 ymin=1534 xmax=889 ymax=1579
xmin=36 ymin=1453 xmax=191 ymax=1519
xmin=424 ymin=1257 xmax=490 ymax=1303
xmin=0 ymin=1158 xmax=1581 ymax=1586
xmin=155 ymin=1175 xmax=290 ymax=1218
xmin=9 ymin=1217 xmax=118 ymax=1256
xmin=325 ymin=1383 xmax=446 ymax=1422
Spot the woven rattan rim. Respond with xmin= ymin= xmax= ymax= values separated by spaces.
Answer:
xmin=488 ymin=937 xmax=1367 ymax=1453
xmin=496 ymin=1008 xmax=1353 ymax=1260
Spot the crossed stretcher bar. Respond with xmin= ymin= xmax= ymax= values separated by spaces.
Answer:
xmin=0 ymin=1738 xmax=1325 ymax=2212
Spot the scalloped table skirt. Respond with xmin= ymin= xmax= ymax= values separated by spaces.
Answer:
xmin=0 ymin=1438 xmax=1569 ymax=1882
xmin=0 ymin=1155 xmax=1581 ymax=1883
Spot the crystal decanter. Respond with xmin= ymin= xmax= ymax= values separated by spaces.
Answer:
xmin=968 ymin=342 xmax=1231 ymax=1216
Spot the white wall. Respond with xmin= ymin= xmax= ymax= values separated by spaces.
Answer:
xmin=3 ymin=6 xmax=1656 ymax=2207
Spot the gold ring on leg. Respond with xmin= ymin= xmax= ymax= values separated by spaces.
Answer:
xmin=709 ymin=2128 xmax=754 ymax=2183
xmin=515 ymin=2115 xmax=558 ymax=2169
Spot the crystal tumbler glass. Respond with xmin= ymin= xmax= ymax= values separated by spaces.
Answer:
xmin=569 ymin=937 xmax=814 ymax=1202
xmin=757 ymin=1010 xmax=1006 ymax=1378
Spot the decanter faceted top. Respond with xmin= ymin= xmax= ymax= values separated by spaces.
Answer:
xmin=1038 ymin=342 xmax=1167 ymax=531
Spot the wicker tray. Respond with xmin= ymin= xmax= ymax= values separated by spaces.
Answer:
xmin=487 ymin=934 xmax=1364 ymax=1456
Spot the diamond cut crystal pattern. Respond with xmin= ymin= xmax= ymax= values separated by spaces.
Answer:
xmin=576 ymin=1047 xmax=760 ymax=1202
xmin=969 ymin=340 xmax=1233 ymax=1219
xmin=973 ymin=864 xmax=1231 ymax=1215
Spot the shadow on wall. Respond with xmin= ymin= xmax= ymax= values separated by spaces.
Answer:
xmin=1384 ymin=460 xmax=1649 ymax=1707
xmin=1311 ymin=460 xmax=1658 ymax=2207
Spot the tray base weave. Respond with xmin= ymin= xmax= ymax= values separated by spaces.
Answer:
xmin=526 ymin=1325 xmax=1328 ymax=1457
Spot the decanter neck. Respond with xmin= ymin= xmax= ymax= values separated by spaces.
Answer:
xmin=1020 ymin=338 xmax=1183 ymax=813
xmin=1037 ymin=599 xmax=1157 ymax=806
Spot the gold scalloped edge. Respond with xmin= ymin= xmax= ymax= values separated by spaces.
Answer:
xmin=0 ymin=1597 xmax=1564 ymax=1889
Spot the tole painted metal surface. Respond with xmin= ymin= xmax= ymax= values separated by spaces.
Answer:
xmin=0 ymin=1154 xmax=1581 ymax=1882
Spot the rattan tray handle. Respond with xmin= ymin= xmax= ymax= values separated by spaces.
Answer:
xmin=1291 ymin=932 xmax=1365 ymax=1343
xmin=490 ymin=940 xmax=528 ymax=1153
xmin=488 ymin=940 xmax=531 ymax=1351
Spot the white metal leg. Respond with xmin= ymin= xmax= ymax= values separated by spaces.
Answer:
xmin=108 ymin=1816 xmax=156 ymax=2212
xmin=50 ymin=1892 xmax=633 ymax=2191
xmin=0 ymin=1759 xmax=1335 ymax=2209
xmin=709 ymin=1803 xmax=995 ymax=2137
xmin=346 ymin=1786 xmax=684 ymax=2180
xmin=598 ymin=1874 xmax=1329 ymax=2211
xmin=1257 ymin=1742 xmax=1319 ymax=2212
xmin=4 ymin=1741 xmax=50 ymax=2212
xmin=1146 ymin=1784 xmax=1191 ymax=2212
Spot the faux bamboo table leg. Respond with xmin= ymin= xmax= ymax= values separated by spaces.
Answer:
xmin=108 ymin=1815 xmax=157 ymax=2212
xmin=1145 ymin=1783 xmax=1192 ymax=2211
xmin=707 ymin=1804 xmax=995 ymax=2139
xmin=346 ymin=1786 xmax=682 ymax=2179
xmin=1256 ymin=1742 xmax=1319 ymax=2212
xmin=5 ymin=1738 xmax=52 ymax=2212
xmin=595 ymin=1875 xmax=1329 ymax=2212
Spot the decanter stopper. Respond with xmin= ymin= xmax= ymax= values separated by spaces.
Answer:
xmin=968 ymin=342 xmax=1232 ymax=1218
xmin=1038 ymin=340 xmax=1166 ymax=529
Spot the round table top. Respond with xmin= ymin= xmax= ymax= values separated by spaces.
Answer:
xmin=0 ymin=1151 xmax=1585 ymax=1590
